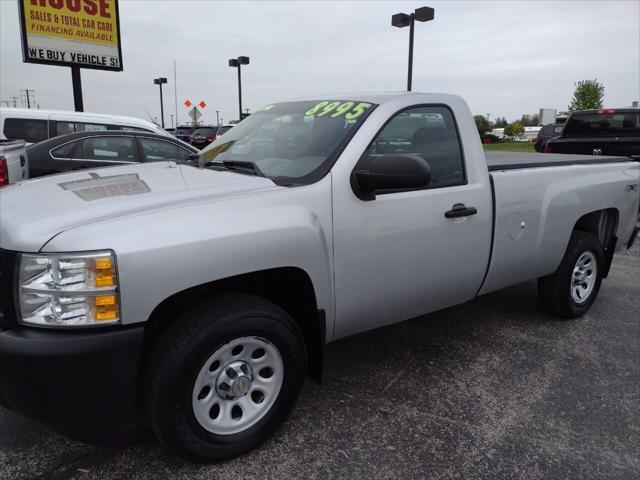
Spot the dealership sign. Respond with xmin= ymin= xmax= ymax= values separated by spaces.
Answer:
xmin=18 ymin=0 xmax=123 ymax=71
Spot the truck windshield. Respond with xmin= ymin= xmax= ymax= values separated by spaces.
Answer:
xmin=563 ymin=111 xmax=640 ymax=138
xmin=199 ymin=100 xmax=376 ymax=181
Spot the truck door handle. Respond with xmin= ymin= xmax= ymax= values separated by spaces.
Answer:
xmin=445 ymin=203 xmax=478 ymax=218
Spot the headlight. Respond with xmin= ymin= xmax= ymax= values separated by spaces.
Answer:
xmin=18 ymin=251 xmax=120 ymax=327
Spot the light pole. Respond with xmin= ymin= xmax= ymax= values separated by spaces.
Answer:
xmin=215 ymin=110 xmax=220 ymax=125
xmin=228 ymin=56 xmax=250 ymax=122
xmin=391 ymin=6 xmax=434 ymax=92
xmin=153 ymin=77 xmax=168 ymax=128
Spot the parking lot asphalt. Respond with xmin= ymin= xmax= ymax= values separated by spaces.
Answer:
xmin=1 ymin=243 xmax=638 ymax=480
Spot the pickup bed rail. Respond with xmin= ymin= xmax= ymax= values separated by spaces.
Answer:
xmin=486 ymin=151 xmax=634 ymax=171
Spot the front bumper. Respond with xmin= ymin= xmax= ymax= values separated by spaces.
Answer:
xmin=0 ymin=325 xmax=144 ymax=427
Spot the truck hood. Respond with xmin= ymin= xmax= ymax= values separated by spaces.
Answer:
xmin=0 ymin=162 xmax=279 ymax=252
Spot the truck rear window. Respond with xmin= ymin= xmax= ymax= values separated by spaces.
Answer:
xmin=563 ymin=111 xmax=640 ymax=138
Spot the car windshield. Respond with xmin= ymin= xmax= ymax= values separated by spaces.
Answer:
xmin=199 ymin=100 xmax=376 ymax=181
xmin=563 ymin=111 xmax=640 ymax=138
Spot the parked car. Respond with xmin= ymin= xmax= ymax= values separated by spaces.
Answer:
xmin=26 ymin=130 xmax=198 ymax=178
xmin=174 ymin=125 xmax=196 ymax=143
xmin=0 ymin=93 xmax=638 ymax=463
xmin=534 ymin=123 xmax=564 ymax=152
xmin=0 ymin=108 xmax=171 ymax=145
xmin=189 ymin=125 xmax=223 ymax=149
xmin=216 ymin=124 xmax=234 ymax=136
xmin=0 ymin=139 xmax=28 ymax=186
xmin=544 ymin=108 xmax=640 ymax=158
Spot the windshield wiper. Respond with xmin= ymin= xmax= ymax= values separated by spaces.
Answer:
xmin=219 ymin=160 xmax=266 ymax=177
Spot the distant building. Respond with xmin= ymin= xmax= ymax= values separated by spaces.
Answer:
xmin=490 ymin=126 xmax=540 ymax=140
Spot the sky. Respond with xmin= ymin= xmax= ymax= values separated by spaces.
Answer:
xmin=1 ymin=0 xmax=639 ymax=127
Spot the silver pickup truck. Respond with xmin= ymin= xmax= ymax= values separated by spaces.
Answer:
xmin=0 ymin=139 xmax=28 ymax=186
xmin=0 ymin=93 xmax=638 ymax=462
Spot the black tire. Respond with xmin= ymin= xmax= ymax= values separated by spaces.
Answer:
xmin=538 ymin=231 xmax=604 ymax=318
xmin=146 ymin=294 xmax=306 ymax=463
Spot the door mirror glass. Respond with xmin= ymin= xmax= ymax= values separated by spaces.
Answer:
xmin=353 ymin=154 xmax=431 ymax=200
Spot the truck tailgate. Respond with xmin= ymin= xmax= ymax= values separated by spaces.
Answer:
xmin=0 ymin=140 xmax=29 ymax=184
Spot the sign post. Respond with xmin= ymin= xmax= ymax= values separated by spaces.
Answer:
xmin=71 ymin=66 xmax=83 ymax=112
xmin=185 ymin=100 xmax=206 ymax=126
xmin=18 ymin=0 xmax=123 ymax=112
xmin=188 ymin=107 xmax=202 ymax=126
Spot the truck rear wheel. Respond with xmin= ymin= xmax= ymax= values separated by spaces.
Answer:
xmin=538 ymin=231 xmax=604 ymax=318
xmin=146 ymin=294 xmax=306 ymax=462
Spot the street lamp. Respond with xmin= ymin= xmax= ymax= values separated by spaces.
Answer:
xmin=391 ymin=6 xmax=434 ymax=92
xmin=153 ymin=77 xmax=168 ymax=128
xmin=228 ymin=56 xmax=250 ymax=122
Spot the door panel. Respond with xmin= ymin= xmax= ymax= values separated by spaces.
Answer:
xmin=332 ymin=105 xmax=493 ymax=339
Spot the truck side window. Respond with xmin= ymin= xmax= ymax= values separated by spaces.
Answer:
xmin=367 ymin=106 xmax=465 ymax=188
xmin=3 ymin=118 xmax=48 ymax=143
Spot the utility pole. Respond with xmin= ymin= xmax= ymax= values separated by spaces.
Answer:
xmin=170 ymin=114 xmax=174 ymax=128
xmin=20 ymin=89 xmax=35 ymax=108
xmin=9 ymin=96 xmax=20 ymax=107
xmin=486 ymin=113 xmax=492 ymax=124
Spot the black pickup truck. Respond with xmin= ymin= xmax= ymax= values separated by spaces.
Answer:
xmin=544 ymin=108 xmax=639 ymax=159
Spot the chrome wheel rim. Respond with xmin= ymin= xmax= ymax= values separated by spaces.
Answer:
xmin=192 ymin=336 xmax=284 ymax=435
xmin=571 ymin=251 xmax=597 ymax=304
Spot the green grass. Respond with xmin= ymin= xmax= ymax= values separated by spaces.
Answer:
xmin=483 ymin=142 xmax=535 ymax=153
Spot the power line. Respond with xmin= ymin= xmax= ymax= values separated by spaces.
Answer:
xmin=19 ymin=89 xmax=35 ymax=108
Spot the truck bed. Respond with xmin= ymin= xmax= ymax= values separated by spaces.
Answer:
xmin=485 ymin=151 xmax=633 ymax=171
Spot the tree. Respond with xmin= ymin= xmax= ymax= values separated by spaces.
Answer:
xmin=474 ymin=115 xmax=492 ymax=135
xmin=568 ymin=79 xmax=604 ymax=112
xmin=504 ymin=122 xmax=524 ymax=138
xmin=520 ymin=114 xmax=540 ymax=126
xmin=493 ymin=116 xmax=508 ymax=128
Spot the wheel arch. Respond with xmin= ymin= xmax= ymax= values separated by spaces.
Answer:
xmin=572 ymin=208 xmax=619 ymax=278
xmin=142 ymin=266 xmax=325 ymax=384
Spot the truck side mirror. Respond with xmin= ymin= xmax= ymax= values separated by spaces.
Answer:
xmin=352 ymin=154 xmax=431 ymax=201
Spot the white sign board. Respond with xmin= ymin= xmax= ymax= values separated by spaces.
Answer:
xmin=188 ymin=107 xmax=202 ymax=123
xmin=18 ymin=0 xmax=123 ymax=71
xmin=539 ymin=108 xmax=557 ymax=126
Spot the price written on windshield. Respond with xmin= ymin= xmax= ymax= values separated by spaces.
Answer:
xmin=305 ymin=101 xmax=373 ymax=120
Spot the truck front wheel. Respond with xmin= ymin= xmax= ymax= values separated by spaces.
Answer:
xmin=146 ymin=294 xmax=306 ymax=462
xmin=538 ymin=231 xmax=604 ymax=318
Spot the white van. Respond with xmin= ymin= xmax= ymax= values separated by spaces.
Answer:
xmin=0 ymin=108 xmax=171 ymax=145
